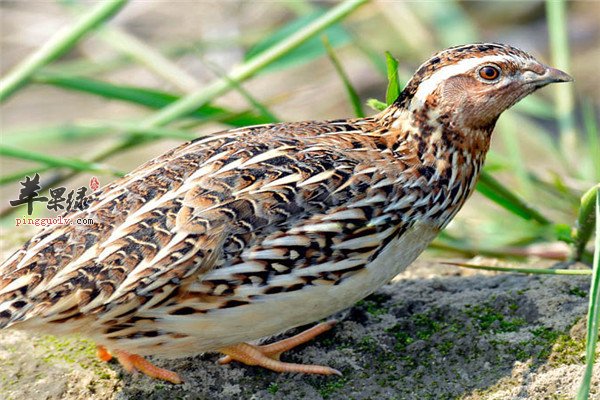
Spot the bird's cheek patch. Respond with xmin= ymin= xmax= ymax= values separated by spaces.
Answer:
xmin=487 ymin=81 xmax=527 ymax=111
xmin=440 ymin=75 xmax=480 ymax=104
xmin=440 ymin=76 xmax=502 ymax=128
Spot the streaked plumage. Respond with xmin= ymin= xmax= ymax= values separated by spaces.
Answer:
xmin=0 ymin=43 xmax=572 ymax=383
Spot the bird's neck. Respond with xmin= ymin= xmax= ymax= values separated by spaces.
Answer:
xmin=373 ymin=102 xmax=495 ymax=227
xmin=376 ymin=102 xmax=495 ymax=169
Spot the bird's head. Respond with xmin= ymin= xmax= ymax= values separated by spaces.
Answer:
xmin=397 ymin=43 xmax=573 ymax=130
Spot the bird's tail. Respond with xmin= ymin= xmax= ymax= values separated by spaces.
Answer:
xmin=0 ymin=298 xmax=28 ymax=329
xmin=0 ymin=249 xmax=34 ymax=329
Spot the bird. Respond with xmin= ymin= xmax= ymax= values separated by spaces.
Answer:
xmin=0 ymin=43 xmax=572 ymax=384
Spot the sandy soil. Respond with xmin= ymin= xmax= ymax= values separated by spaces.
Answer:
xmin=1 ymin=259 xmax=597 ymax=400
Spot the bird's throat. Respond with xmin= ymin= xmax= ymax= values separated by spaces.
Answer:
xmin=378 ymin=103 xmax=494 ymax=166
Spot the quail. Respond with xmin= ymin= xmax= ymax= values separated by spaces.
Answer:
xmin=0 ymin=43 xmax=572 ymax=384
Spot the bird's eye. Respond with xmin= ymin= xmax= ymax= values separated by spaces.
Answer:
xmin=478 ymin=65 xmax=501 ymax=81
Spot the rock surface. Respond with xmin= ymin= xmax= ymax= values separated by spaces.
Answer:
xmin=1 ymin=260 xmax=598 ymax=400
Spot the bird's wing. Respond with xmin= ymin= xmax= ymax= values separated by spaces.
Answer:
xmin=0 ymin=119 xmax=410 ymax=328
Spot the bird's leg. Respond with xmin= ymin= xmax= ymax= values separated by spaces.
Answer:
xmin=218 ymin=320 xmax=336 ymax=363
xmin=96 ymin=346 xmax=182 ymax=384
xmin=217 ymin=320 xmax=341 ymax=375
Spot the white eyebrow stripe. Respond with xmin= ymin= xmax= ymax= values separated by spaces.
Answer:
xmin=411 ymin=55 xmax=512 ymax=105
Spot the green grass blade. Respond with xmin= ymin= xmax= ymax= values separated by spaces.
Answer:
xmin=573 ymin=185 xmax=600 ymax=262
xmin=476 ymin=171 xmax=552 ymax=225
xmin=322 ymin=36 xmax=364 ymax=118
xmin=42 ymin=53 xmax=130 ymax=77
xmin=497 ymin=116 xmax=532 ymax=198
xmin=576 ymin=187 xmax=600 ymax=400
xmin=200 ymin=61 xmax=280 ymax=123
xmin=142 ymin=0 xmax=367 ymax=128
xmin=40 ymin=32 xmax=267 ymax=77
xmin=228 ymin=83 xmax=279 ymax=123
xmin=59 ymin=0 xmax=201 ymax=92
xmin=281 ymin=0 xmax=314 ymax=14
xmin=35 ymin=73 xmax=182 ymax=107
xmin=0 ymin=0 xmax=127 ymax=102
xmin=244 ymin=10 xmax=351 ymax=74
xmin=431 ymin=235 xmax=570 ymax=260
xmin=527 ymin=172 xmax=581 ymax=214
xmin=366 ymin=98 xmax=388 ymax=112
xmin=582 ymin=98 xmax=600 ymax=182
xmin=0 ymin=167 xmax=52 ymax=185
xmin=33 ymin=73 xmax=272 ymax=127
xmin=384 ymin=51 xmax=400 ymax=105
xmin=0 ymin=145 xmax=120 ymax=175
xmin=546 ymin=0 xmax=578 ymax=168
xmin=443 ymin=261 xmax=591 ymax=276
xmin=349 ymin=34 xmax=387 ymax=76
xmin=97 ymin=27 xmax=201 ymax=93
xmin=271 ymin=0 xmax=386 ymax=77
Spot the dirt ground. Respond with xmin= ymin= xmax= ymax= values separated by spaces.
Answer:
xmin=1 ymin=258 xmax=597 ymax=400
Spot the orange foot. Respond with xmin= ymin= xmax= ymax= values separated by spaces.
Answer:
xmin=96 ymin=345 xmax=182 ymax=384
xmin=218 ymin=320 xmax=341 ymax=376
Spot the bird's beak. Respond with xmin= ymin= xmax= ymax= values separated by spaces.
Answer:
xmin=542 ymin=66 xmax=574 ymax=83
xmin=523 ymin=65 xmax=574 ymax=87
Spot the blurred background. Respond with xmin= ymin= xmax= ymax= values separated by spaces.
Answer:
xmin=0 ymin=0 xmax=598 ymax=262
